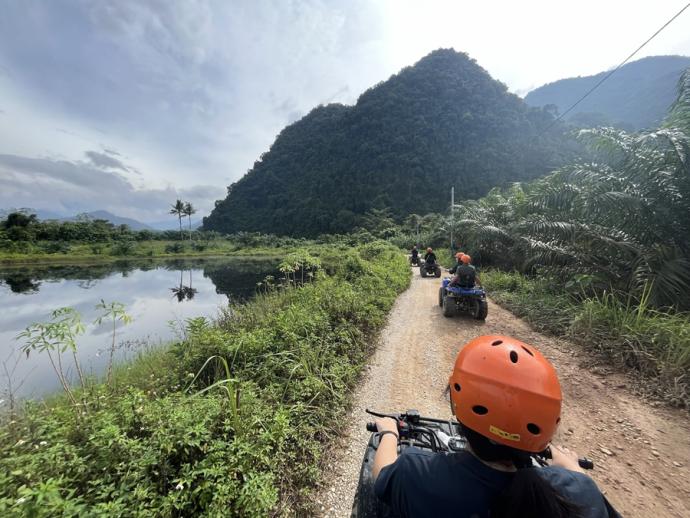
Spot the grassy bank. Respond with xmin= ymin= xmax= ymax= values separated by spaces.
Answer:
xmin=0 ymin=239 xmax=298 ymax=264
xmin=483 ymin=270 xmax=690 ymax=407
xmin=0 ymin=242 xmax=410 ymax=516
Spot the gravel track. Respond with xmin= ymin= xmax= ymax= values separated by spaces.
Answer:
xmin=315 ymin=269 xmax=690 ymax=517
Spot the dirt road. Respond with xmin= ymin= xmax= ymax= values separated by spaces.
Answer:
xmin=315 ymin=269 xmax=690 ymax=517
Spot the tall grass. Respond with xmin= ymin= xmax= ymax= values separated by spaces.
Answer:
xmin=483 ymin=270 xmax=690 ymax=407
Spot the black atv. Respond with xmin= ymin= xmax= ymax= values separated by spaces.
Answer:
xmin=409 ymin=254 xmax=420 ymax=266
xmin=351 ymin=409 xmax=596 ymax=518
xmin=419 ymin=260 xmax=441 ymax=278
xmin=438 ymin=277 xmax=488 ymax=320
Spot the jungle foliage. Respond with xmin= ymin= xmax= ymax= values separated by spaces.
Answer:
xmin=451 ymin=70 xmax=690 ymax=311
xmin=204 ymin=49 xmax=578 ymax=237
xmin=0 ymin=243 xmax=410 ymax=516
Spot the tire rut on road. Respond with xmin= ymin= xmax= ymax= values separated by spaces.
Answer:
xmin=315 ymin=269 xmax=690 ymax=517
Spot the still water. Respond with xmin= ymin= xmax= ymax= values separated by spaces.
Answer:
xmin=0 ymin=257 xmax=277 ymax=401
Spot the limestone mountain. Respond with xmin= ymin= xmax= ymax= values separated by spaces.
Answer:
xmin=204 ymin=49 xmax=576 ymax=236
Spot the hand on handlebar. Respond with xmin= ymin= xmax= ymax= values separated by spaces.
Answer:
xmin=375 ymin=417 xmax=398 ymax=434
xmin=549 ymin=444 xmax=586 ymax=473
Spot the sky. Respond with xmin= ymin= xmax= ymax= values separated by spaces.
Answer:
xmin=1 ymin=0 xmax=689 ymax=223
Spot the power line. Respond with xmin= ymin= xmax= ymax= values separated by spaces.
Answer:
xmin=543 ymin=2 xmax=690 ymax=132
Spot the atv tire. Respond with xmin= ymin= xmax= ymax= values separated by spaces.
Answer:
xmin=442 ymin=295 xmax=455 ymax=317
xmin=420 ymin=266 xmax=427 ymax=278
xmin=474 ymin=299 xmax=488 ymax=320
xmin=434 ymin=266 xmax=441 ymax=278
xmin=438 ymin=287 xmax=445 ymax=307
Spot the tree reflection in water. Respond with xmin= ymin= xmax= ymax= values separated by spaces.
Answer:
xmin=170 ymin=269 xmax=197 ymax=302
xmin=0 ymin=257 xmax=277 ymax=301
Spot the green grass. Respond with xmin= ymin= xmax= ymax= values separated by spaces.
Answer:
xmin=483 ymin=270 xmax=690 ymax=407
xmin=0 ymin=242 xmax=411 ymax=516
xmin=0 ymin=239 xmax=292 ymax=264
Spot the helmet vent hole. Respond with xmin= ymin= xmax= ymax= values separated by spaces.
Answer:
xmin=472 ymin=405 xmax=488 ymax=415
xmin=454 ymin=383 xmax=461 ymax=392
xmin=509 ymin=350 xmax=518 ymax=363
xmin=491 ymin=340 xmax=503 ymax=346
xmin=556 ymin=417 xmax=561 ymax=425
xmin=527 ymin=423 xmax=541 ymax=435
xmin=521 ymin=346 xmax=534 ymax=357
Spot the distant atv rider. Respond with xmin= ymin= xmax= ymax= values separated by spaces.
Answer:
xmin=424 ymin=247 xmax=437 ymax=264
xmin=451 ymin=254 xmax=478 ymax=288
xmin=411 ymin=245 xmax=419 ymax=262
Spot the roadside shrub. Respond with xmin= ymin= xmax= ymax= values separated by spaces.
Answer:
xmin=110 ymin=240 xmax=136 ymax=256
xmin=165 ymin=243 xmax=185 ymax=254
xmin=41 ymin=241 xmax=71 ymax=254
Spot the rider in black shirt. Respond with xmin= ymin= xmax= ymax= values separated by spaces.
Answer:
xmin=372 ymin=335 xmax=617 ymax=518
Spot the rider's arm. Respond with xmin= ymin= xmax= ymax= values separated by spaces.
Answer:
xmin=373 ymin=417 xmax=399 ymax=480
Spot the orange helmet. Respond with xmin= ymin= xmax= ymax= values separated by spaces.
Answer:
xmin=448 ymin=335 xmax=562 ymax=452
xmin=455 ymin=252 xmax=465 ymax=260
xmin=426 ymin=247 xmax=432 ymax=253
xmin=461 ymin=254 xmax=471 ymax=264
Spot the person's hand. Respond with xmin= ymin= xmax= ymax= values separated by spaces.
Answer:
xmin=550 ymin=444 xmax=585 ymax=473
xmin=375 ymin=417 xmax=398 ymax=435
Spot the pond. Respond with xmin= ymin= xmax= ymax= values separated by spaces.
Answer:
xmin=0 ymin=257 xmax=277 ymax=402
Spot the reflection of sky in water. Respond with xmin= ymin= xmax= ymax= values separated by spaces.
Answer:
xmin=0 ymin=261 xmax=269 ymax=400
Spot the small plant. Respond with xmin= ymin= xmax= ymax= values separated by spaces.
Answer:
xmin=18 ymin=307 xmax=86 ymax=407
xmin=94 ymin=300 xmax=133 ymax=388
xmin=278 ymin=250 xmax=321 ymax=286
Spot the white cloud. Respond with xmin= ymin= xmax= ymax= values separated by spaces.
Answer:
xmin=0 ymin=153 xmax=224 ymax=222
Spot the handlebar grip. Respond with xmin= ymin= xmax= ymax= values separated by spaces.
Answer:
xmin=578 ymin=457 xmax=594 ymax=470
xmin=366 ymin=422 xmax=377 ymax=432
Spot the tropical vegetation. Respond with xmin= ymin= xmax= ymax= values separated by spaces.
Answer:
xmin=448 ymin=70 xmax=690 ymax=405
xmin=0 ymin=242 xmax=410 ymax=515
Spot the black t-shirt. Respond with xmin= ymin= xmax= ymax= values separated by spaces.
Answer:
xmin=424 ymin=252 xmax=437 ymax=263
xmin=374 ymin=448 xmax=609 ymax=518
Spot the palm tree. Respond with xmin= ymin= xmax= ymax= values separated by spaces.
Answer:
xmin=183 ymin=202 xmax=196 ymax=241
xmin=170 ymin=199 xmax=185 ymax=239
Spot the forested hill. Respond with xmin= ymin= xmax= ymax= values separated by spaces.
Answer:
xmin=204 ymin=49 xmax=576 ymax=236
xmin=525 ymin=55 xmax=690 ymax=130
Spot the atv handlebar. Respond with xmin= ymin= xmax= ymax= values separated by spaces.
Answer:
xmin=365 ymin=409 xmax=593 ymax=470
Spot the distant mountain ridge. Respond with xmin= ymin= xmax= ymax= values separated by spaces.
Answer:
xmin=66 ymin=210 xmax=155 ymax=230
xmin=204 ymin=49 xmax=576 ymax=237
xmin=1 ymin=208 xmax=157 ymax=231
xmin=0 ymin=208 xmax=205 ymax=231
xmin=525 ymin=55 xmax=690 ymax=129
